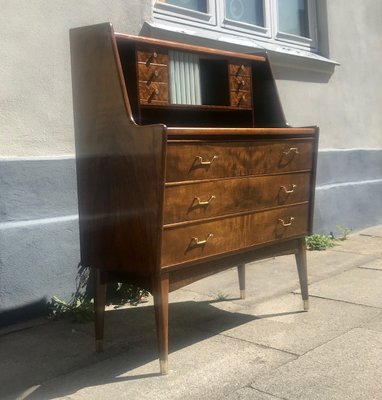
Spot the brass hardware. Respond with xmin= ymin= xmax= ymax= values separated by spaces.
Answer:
xmin=278 ymin=217 xmax=295 ymax=227
xmin=236 ymin=64 xmax=245 ymax=76
xmin=195 ymin=155 xmax=218 ymax=166
xmin=148 ymin=88 xmax=160 ymax=103
xmin=159 ymin=359 xmax=169 ymax=375
xmin=146 ymin=51 xmax=158 ymax=66
xmin=147 ymin=70 xmax=159 ymax=85
xmin=303 ymin=300 xmax=309 ymax=311
xmin=283 ymin=147 xmax=299 ymax=156
xmin=237 ymin=94 xmax=246 ymax=106
xmin=191 ymin=233 xmax=213 ymax=246
xmin=281 ymin=184 xmax=297 ymax=194
xmin=194 ymin=195 xmax=216 ymax=206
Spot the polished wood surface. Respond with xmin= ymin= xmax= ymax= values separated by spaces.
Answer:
xmin=164 ymin=172 xmax=310 ymax=224
xmin=161 ymin=204 xmax=309 ymax=267
xmin=70 ymin=22 xmax=318 ymax=375
xmin=166 ymin=139 xmax=314 ymax=182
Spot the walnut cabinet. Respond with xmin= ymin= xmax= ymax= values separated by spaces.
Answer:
xmin=70 ymin=23 xmax=319 ymax=374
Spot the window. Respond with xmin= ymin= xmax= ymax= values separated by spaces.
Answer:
xmin=154 ymin=0 xmax=318 ymax=51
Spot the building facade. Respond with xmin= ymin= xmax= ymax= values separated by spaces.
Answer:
xmin=1 ymin=0 xmax=381 ymax=325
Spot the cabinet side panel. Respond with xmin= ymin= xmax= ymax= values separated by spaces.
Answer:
xmin=70 ymin=23 xmax=166 ymax=283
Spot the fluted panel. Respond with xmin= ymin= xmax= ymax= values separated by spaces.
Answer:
xmin=169 ymin=50 xmax=201 ymax=105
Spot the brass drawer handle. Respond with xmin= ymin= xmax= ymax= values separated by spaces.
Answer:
xmin=283 ymin=147 xmax=299 ymax=156
xmin=278 ymin=217 xmax=295 ymax=227
xmin=281 ymin=184 xmax=297 ymax=194
xmin=237 ymin=79 xmax=246 ymax=90
xmin=236 ymin=64 xmax=246 ymax=76
xmin=147 ymin=70 xmax=159 ymax=85
xmin=148 ymin=88 xmax=159 ymax=103
xmin=146 ymin=51 xmax=158 ymax=66
xmin=194 ymin=195 xmax=216 ymax=206
xmin=191 ymin=233 xmax=213 ymax=246
xmin=195 ymin=155 xmax=218 ymax=166
xmin=237 ymin=94 xmax=247 ymax=106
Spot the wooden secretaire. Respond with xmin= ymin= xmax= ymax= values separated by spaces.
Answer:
xmin=70 ymin=23 xmax=318 ymax=374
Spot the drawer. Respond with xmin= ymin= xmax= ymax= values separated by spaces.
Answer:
xmin=230 ymin=90 xmax=252 ymax=108
xmin=136 ymin=49 xmax=168 ymax=66
xmin=229 ymin=75 xmax=251 ymax=92
xmin=228 ymin=63 xmax=251 ymax=77
xmin=161 ymin=204 xmax=309 ymax=267
xmin=139 ymin=82 xmax=169 ymax=104
xmin=166 ymin=140 xmax=314 ymax=182
xmin=164 ymin=172 xmax=310 ymax=225
xmin=137 ymin=63 xmax=168 ymax=83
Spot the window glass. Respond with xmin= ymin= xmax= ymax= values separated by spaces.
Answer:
xmin=278 ymin=0 xmax=309 ymax=37
xmin=225 ymin=0 xmax=264 ymax=27
xmin=159 ymin=0 xmax=208 ymax=13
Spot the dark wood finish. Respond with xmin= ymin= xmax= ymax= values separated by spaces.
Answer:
xmin=164 ymin=172 xmax=310 ymax=224
xmin=161 ymin=204 xmax=309 ymax=267
xmin=70 ymin=22 xmax=318 ymax=374
xmin=165 ymin=139 xmax=314 ymax=182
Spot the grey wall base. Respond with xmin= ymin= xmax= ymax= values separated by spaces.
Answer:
xmin=313 ymin=149 xmax=382 ymax=235
xmin=1 ymin=149 xmax=382 ymax=326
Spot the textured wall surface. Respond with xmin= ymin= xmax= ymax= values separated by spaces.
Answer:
xmin=0 ymin=0 xmax=153 ymax=156
xmin=1 ymin=0 xmax=381 ymax=325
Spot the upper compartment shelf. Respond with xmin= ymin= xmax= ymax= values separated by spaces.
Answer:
xmin=115 ymin=31 xmax=287 ymax=128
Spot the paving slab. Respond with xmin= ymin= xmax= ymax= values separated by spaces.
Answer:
xmin=251 ymin=328 xmax=382 ymax=400
xmin=306 ymin=267 xmax=382 ymax=308
xmin=20 ymin=332 xmax=295 ymax=400
xmin=358 ymin=258 xmax=382 ymax=270
xmin=223 ymin=387 xmax=283 ymax=400
xmin=359 ymin=224 xmax=382 ymax=238
xmin=361 ymin=311 xmax=382 ymax=333
xmin=330 ymin=234 xmax=382 ymax=257
xmin=198 ymin=294 xmax=380 ymax=355
xmin=0 ymin=319 xmax=95 ymax=399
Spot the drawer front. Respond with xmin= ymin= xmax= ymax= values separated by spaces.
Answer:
xmin=161 ymin=204 xmax=309 ymax=267
xmin=166 ymin=140 xmax=314 ymax=182
xmin=137 ymin=49 xmax=168 ymax=66
xmin=137 ymin=63 xmax=169 ymax=83
xmin=229 ymin=90 xmax=252 ymax=108
xmin=229 ymin=75 xmax=251 ymax=91
xmin=139 ymin=82 xmax=169 ymax=105
xmin=164 ymin=172 xmax=310 ymax=225
xmin=228 ymin=63 xmax=251 ymax=77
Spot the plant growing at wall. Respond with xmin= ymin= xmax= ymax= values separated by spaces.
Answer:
xmin=335 ymin=224 xmax=352 ymax=241
xmin=306 ymin=233 xmax=336 ymax=251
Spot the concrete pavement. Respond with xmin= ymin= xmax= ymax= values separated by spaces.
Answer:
xmin=1 ymin=225 xmax=382 ymax=400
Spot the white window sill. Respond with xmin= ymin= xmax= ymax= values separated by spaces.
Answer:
xmin=142 ymin=21 xmax=339 ymax=75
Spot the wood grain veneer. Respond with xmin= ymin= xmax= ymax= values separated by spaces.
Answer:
xmin=70 ymin=22 xmax=318 ymax=375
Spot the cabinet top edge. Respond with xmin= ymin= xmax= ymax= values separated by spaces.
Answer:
xmin=114 ymin=32 xmax=267 ymax=63
xmin=166 ymin=127 xmax=317 ymax=136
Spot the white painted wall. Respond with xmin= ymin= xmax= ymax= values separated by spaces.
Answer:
xmin=273 ymin=0 xmax=382 ymax=149
xmin=1 ymin=0 xmax=381 ymax=153
xmin=0 ymin=0 xmax=153 ymax=156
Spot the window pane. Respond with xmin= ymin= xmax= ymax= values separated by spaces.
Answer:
xmin=225 ymin=0 xmax=264 ymax=27
xmin=278 ymin=0 xmax=309 ymax=37
xmin=159 ymin=0 xmax=207 ymax=13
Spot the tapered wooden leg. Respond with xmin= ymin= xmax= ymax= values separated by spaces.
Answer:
xmin=237 ymin=263 xmax=246 ymax=299
xmin=153 ymin=273 xmax=169 ymax=375
xmin=295 ymin=238 xmax=309 ymax=311
xmin=94 ymin=268 xmax=107 ymax=352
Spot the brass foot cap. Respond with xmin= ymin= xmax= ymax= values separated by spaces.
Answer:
xmin=240 ymin=289 xmax=246 ymax=300
xmin=160 ymin=359 xmax=169 ymax=375
xmin=303 ymin=300 xmax=309 ymax=311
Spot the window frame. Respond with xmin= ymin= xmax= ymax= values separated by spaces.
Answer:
xmin=154 ymin=0 xmax=217 ymax=26
xmin=272 ymin=0 xmax=317 ymax=49
xmin=153 ymin=0 xmax=318 ymax=52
